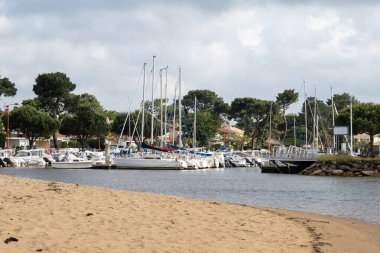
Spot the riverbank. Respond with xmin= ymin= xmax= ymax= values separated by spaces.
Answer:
xmin=300 ymin=159 xmax=380 ymax=176
xmin=0 ymin=175 xmax=379 ymax=253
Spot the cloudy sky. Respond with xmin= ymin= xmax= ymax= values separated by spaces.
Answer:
xmin=1 ymin=0 xmax=380 ymax=113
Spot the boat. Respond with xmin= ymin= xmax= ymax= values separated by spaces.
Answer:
xmin=11 ymin=149 xmax=51 ymax=166
xmin=0 ymin=149 xmax=14 ymax=166
xmin=114 ymin=60 xmax=189 ymax=170
xmin=51 ymin=153 xmax=93 ymax=169
xmin=51 ymin=160 xmax=93 ymax=169
xmin=113 ymin=155 xmax=187 ymax=169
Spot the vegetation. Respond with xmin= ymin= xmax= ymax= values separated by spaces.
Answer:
xmin=60 ymin=99 xmax=110 ymax=150
xmin=317 ymin=153 xmax=380 ymax=162
xmin=182 ymin=89 xmax=229 ymax=117
xmin=276 ymin=89 xmax=299 ymax=142
xmin=337 ymin=102 xmax=380 ymax=150
xmin=33 ymin=72 xmax=76 ymax=148
xmin=229 ymin=97 xmax=279 ymax=149
xmin=0 ymin=75 xmax=17 ymax=97
xmin=0 ymin=75 xmax=17 ymax=147
xmin=185 ymin=111 xmax=222 ymax=147
xmin=8 ymin=105 xmax=59 ymax=149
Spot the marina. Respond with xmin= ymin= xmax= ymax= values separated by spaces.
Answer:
xmin=2 ymin=1 xmax=380 ymax=252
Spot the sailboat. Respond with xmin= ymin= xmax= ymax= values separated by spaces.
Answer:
xmin=113 ymin=59 xmax=188 ymax=170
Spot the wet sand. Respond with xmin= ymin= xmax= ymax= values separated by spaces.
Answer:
xmin=0 ymin=175 xmax=379 ymax=253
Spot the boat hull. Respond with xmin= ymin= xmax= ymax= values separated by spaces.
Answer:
xmin=51 ymin=161 xmax=93 ymax=169
xmin=113 ymin=158 xmax=187 ymax=170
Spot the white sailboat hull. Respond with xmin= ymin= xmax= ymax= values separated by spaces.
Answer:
xmin=113 ymin=157 xmax=187 ymax=170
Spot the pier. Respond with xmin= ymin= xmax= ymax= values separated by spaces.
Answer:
xmin=260 ymin=146 xmax=318 ymax=174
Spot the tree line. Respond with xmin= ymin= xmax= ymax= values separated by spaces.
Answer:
xmin=1 ymin=72 xmax=380 ymax=152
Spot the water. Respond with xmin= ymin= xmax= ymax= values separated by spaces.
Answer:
xmin=1 ymin=167 xmax=379 ymax=224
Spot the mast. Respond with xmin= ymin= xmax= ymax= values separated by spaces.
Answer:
xmin=304 ymin=80 xmax=308 ymax=150
xmin=312 ymin=87 xmax=317 ymax=151
xmin=331 ymin=86 xmax=335 ymax=152
xmin=164 ymin=66 xmax=168 ymax=146
xmin=293 ymin=116 xmax=296 ymax=146
xmin=172 ymin=85 xmax=177 ymax=145
xmin=128 ymin=98 xmax=131 ymax=141
xmin=151 ymin=55 xmax=156 ymax=145
xmin=316 ymin=114 xmax=319 ymax=149
xmin=159 ymin=68 xmax=163 ymax=147
xmin=269 ymin=102 xmax=272 ymax=141
xmin=193 ymin=96 xmax=197 ymax=148
xmin=141 ymin=63 xmax=147 ymax=144
xmin=350 ymin=94 xmax=353 ymax=156
xmin=178 ymin=67 xmax=183 ymax=148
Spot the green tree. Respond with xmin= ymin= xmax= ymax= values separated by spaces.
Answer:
xmin=112 ymin=112 xmax=129 ymax=135
xmin=337 ymin=102 xmax=380 ymax=153
xmin=33 ymin=72 xmax=76 ymax=148
xmin=229 ymin=97 xmax=279 ymax=148
xmin=8 ymin=106 xmax=59 ymax=149
xmin=103 ymin=110 xmax=119 ymax=122
xmin=60 ymin=106 xmax=110 ymax=150
xmin=326 ymin=93 xmax=358 ymax=113
xmin=66 ymin=93 xmax=104 ymax=114
xmin=22 ymin=98 xmax=41 ymax=108
xmin=0 ymin=75 xmax=17 ymax=97
xmin=182 ymin=89 xmax=229 ymax=117
xmin=276 ymin=89 xmax=299 ymax=142
xmin=0 ymin=75 xmax=17 ymax=145
xmin=183 ymin=111 xmax=222 ymax=147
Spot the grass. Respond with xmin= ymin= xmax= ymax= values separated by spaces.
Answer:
xmin=317 ymin=153 xmax=380 ymax=162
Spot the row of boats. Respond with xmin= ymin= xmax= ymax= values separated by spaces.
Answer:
xmin=0 ymin=147 xmax=273 ymax=170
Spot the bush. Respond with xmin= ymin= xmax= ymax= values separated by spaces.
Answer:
xmin=68 ymin=140 xmax=80 ymax=148
xmin=318 ymin=153 xmax=380 ymax=162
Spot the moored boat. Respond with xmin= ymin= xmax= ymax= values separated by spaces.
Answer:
xmin=51 ymin=160 xmax=93 ymax=169
xmin=113 ymin=155 xmax=188 ymax=170
xmin=11 ymin=149 xmax=51 ymax=166
xmin=51 ymin=152 xmax=93 ymax=169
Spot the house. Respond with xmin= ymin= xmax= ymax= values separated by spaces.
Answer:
xmin=213 ymin=124 xmax=245 ymax=146
xmin=8 ymin=137 xmax=29 ymax=149
xmin=354 ymin=133 xmax=380 ymax=156
xmin=354 ymin=133 xmax=380 ymax=143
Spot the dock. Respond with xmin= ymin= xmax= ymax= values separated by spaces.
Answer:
xmin=91 ymin=164 xmax=116 ymax=170
xmin=260 ymin=146 xmax=318 ymax=174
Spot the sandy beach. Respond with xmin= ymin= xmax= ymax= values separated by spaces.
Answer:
xmin=0 ymin=175 xmax=379 ymax=253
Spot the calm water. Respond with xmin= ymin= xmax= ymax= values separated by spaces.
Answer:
xmin=1 ymin=167 xmax=379 ymax=224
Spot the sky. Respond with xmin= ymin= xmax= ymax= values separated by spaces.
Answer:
xmin=1 ymin=0 xmax=380 ymax=113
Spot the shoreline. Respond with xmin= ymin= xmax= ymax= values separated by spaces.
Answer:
xmin=0 ymin=175 xmax=379 ymax=252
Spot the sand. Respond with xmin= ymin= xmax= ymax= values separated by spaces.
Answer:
xmin=0 ymin=175 xmax=378 ymax=253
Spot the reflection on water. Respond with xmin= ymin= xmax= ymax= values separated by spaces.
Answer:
xmin=1 ymin=167 xmax=379 ymax=224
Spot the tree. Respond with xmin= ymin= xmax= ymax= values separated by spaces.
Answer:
xmin=0 ymin=75 xmax=17 ymax=97
xmin=66 ymin=93 xmax=104 ymax=114
xmin=103 ymin=110 xmax=119 ymax=122
xmin=326 ymin=93 xmax=358 ymax=113
xmin=60 ymin=106 xmax=110 ymax=150
xmin=229 ymin=97 xmax=279 ymax=148
xmin=276 ymin=89 xmax=299 ymax=142
xmin=182 ymin=89 xmax=229 ymax=117
xmin=8 ymin=106 xmax=59 ymax=149
xmin=337 ymin=102 xmax=380 ymax=153
xmin=183 ymin=111 xmax=222 ymax=147
xmin=0 ymin=75 xmax=17 ymax=146
xmin=22 ymin=98 xmax=41 ymax=108
xmin=112 ymin=112 xmax=129 ymax=135
xmin=33 ymin=72 xmax=76 ymax=148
